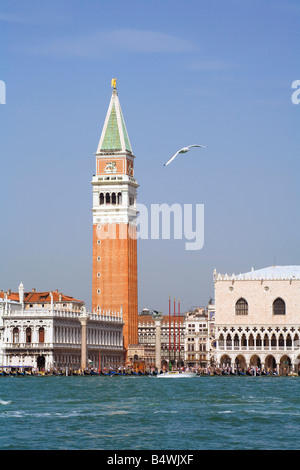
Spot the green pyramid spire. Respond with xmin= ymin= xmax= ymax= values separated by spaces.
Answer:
xmin=97 ymin=87 xmax=132 ymax=154
xmin=101 ymin=103 xmax=122 ymax=150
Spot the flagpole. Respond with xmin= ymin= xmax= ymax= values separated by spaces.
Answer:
xmin=169 ymin=296 xmax=171 ymax=368
xmin=178 ymin=298 xmax=180 ymax=365
xmin=174 ymin=297 xmax=176 ymax=363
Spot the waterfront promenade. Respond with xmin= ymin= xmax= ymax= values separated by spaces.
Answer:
xmin=0 ymin=364 xmax=297 ymax=377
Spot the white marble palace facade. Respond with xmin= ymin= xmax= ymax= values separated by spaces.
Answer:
xmin=0 ymin=284 xmax=124 ymax=371
xmin=213 ymin=266 xmax=300 ymax=373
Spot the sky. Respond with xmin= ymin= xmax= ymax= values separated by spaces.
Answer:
xmin=0 ymin=0 xmax=299 ymax=313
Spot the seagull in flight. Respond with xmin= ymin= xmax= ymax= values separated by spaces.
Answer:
xmin=164 ymin=144 xmax=207 ymax=166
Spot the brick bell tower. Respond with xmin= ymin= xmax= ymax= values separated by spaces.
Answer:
xmin=91 ymin=79 xmax=139 ymax=353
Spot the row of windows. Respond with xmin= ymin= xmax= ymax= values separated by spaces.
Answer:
xmin=235 ymin=298 xmax=286 ymax=315
xmin=99 ymin=192 xmax=122 ymax=205
xmin=219 ymin=332 xmax=299 ymax=347
xmin=12 ymin=327 xmax=45 ymax=343
xmin=187 ymin=344 xmax=207 ymax=352
xmin=99 ymin=192 xmax=135 ymax=206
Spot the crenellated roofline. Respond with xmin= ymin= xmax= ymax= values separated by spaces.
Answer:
xmin=213 ymin=265 xmax=300 ymax=281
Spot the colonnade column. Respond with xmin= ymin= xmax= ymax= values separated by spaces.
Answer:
xmin=154 ymin=315 xmax=162 ymax=371
xmin=79 ymin=313 xmax=89 ymax=371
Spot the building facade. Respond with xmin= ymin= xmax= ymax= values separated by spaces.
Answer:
xmin=138 ymin=311 xmax=185 ymax=367
xmin=184 ymin=307 xmax=209 ymax=368
xmin=91 ymin=80 xmax=138 ymax=351
xmin=0 ymin=284 xmax=124 ymax=371
xmin=214 ymin=266 xmax=300 ymax=374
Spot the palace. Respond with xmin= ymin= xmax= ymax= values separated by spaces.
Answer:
xmin=91 ymin=81 xmax=138 ymax=353
xmin=213 ymin=265 xmax=300 ymax=374
xmin=0 ymin=284 xmax=124 ymax=371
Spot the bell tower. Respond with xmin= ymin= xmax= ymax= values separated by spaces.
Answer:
xmin=91 ymin=80 xmax=138 ymax=352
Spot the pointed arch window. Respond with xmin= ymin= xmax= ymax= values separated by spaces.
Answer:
xmin=263 ymin=334 xmax=269 ymax=347
xmin=235 ymin=298 xmax=248 ymax=315
xmin=271 ymin=334 xmax=277 ymax=347
xmin=226 ymin=334 xmax=232 ymax=348
xmin=249 ymin=334 xmax=254 ymax=347
xmin=279 ymin=334 xmax=284 ymax=347
xmin=241 ymin=334 xmax=247 ymax=347
xmin=273 ymin=298 xmax=286 ymax=315
xmin=286 ymin=334 xmax=292 ymax=347
xmin=256 ymin=334 xmax=262 ymax=347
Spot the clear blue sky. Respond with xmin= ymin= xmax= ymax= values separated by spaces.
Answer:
xmin=0 ymin=0 xmax=299 ymax=313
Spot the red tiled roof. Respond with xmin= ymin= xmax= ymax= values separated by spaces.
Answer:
xmin=0 ymin=291 xmax=84 ymax=304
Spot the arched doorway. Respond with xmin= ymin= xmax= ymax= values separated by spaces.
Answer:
xmin=265 ymin=355 xmax=277 ymax=373
xmin=235 ymin=354 xmax=247 ymax=372
xmin=37 ymin=355 xmax=45 ymax=371
xmin=250 ymin=355 xmax=261 ymax=368
xmin=279 ymin=355 xmax=291 ymax=376
xmin=220 ymin=354 xmax=231 ymax=367
xmin=296 ymin=355 xmax=300 ymax=375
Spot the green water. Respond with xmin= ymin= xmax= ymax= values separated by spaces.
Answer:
xmin=0 ymin=375 xmax=299 ymax=450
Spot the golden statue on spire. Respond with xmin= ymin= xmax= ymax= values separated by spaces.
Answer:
xmin=111 ymin=78 xmax=117 ymax=89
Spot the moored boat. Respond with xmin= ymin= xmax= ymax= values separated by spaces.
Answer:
xmin=156 ymin=371 xmax=196 ymax=378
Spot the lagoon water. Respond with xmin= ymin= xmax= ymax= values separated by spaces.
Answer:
xmin=0 ymin=375 xmax=299 ymax=450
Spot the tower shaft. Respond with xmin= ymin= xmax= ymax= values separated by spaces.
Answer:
xmin=91 ymin=84 xmax=138 ymax=351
